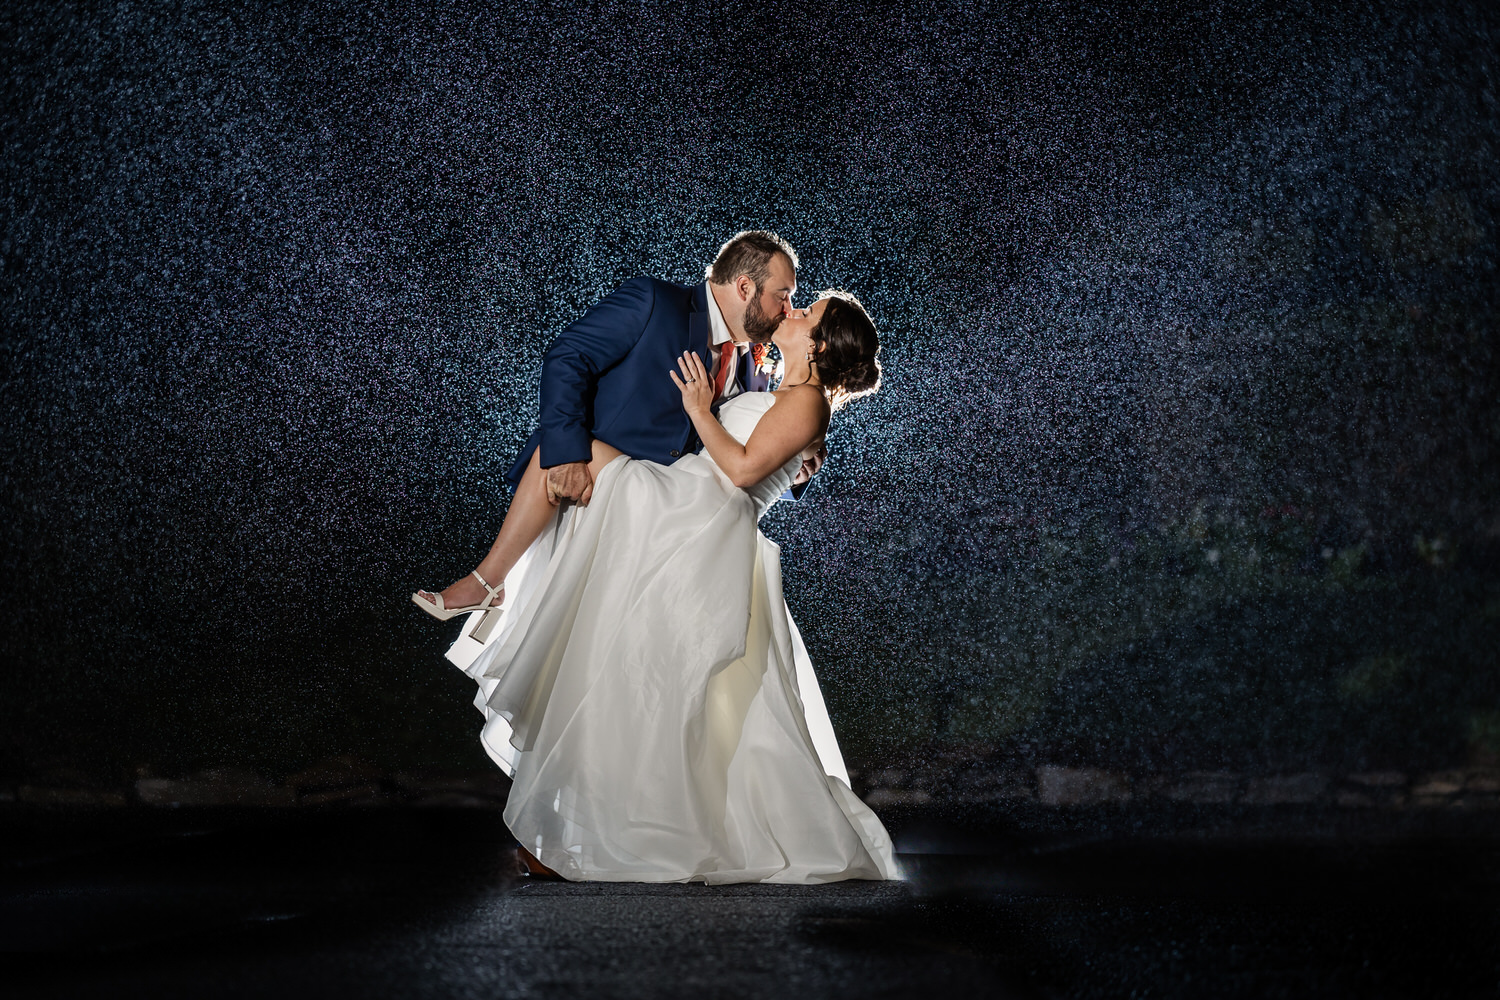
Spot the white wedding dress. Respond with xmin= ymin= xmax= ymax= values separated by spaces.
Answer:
xmin=444 ymin=392 xmax=897 ymax=883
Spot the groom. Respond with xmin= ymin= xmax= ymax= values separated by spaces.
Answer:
xmin=506 ymin=230 xmax=823 ymax=505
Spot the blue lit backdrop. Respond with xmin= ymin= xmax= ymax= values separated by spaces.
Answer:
xmin=2 ymin=1 xmax=1496 ymax=790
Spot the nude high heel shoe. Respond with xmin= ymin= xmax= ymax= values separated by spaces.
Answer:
xmin=411 ymin=570 xmax=505 ymax=642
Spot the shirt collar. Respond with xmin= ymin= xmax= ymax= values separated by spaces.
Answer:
xmin=703 ymin=282 xmax=740 ymax=349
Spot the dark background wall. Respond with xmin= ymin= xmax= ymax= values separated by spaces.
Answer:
xmin=2 ymin=1 xmax=1496 ymax=793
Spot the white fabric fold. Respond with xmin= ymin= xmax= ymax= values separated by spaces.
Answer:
xmin=444 ymin=393 xmax=897 ymax=883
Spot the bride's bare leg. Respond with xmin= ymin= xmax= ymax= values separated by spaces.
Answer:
xmin=584 ymin=438 xmax=625 ymax=476
xmin=417 ymin=441 xmax=625 ymax=609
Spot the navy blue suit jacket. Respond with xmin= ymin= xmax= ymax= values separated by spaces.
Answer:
xmin=506 ymin=277 xmax=718 ymax=487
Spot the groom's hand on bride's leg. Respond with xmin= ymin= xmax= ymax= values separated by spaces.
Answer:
xmin=546 ymin=461 xmax=594 ymax=506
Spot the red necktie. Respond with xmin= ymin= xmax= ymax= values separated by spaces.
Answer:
xmin=712 ymin=341 xmax=736 ymax=398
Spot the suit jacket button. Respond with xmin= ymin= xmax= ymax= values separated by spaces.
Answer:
xmin=669 ymin=449 xmax=680 ymax=457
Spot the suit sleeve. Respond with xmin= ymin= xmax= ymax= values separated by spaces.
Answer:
xmin=536 ymin=277 xmax=655 ymax=469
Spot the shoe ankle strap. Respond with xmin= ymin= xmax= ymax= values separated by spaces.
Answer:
xmin=471 ymin=570 xmax=500 ymax=598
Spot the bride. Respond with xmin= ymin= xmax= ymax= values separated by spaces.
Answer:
xmin=415 ymin=292 xmax=896 ymax=884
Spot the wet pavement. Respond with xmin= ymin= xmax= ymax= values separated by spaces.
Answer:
xmin=2 ymin=808 xmax=1496 ymax=998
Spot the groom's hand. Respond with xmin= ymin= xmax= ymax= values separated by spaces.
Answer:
xmin=546 ymin=461 xmax=594 ymax=506
xmin=793 ymin=442 xmax=828 ymax=487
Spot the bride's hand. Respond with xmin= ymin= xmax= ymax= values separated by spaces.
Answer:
xmin=670 ymin=351 xmax=714 ymax=418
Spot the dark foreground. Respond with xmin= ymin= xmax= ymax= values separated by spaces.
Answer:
xmin=2 ymin=808 xmax=1496 ymax=999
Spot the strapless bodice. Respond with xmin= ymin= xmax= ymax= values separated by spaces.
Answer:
xmin=708 ymin=393 xmax=800 ymax=516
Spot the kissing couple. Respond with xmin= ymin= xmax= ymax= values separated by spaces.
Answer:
xmin=414 ymin=230 xmax=896 ymax=883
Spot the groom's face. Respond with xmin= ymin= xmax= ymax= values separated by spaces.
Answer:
xmin=742 ymin=254 xmax=798 ymax=344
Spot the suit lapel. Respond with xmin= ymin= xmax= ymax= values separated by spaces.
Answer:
xmin=688 ymin=282 xmax=713 ymax=371
xmin=742 ymin=344 xmax=773 ymax=393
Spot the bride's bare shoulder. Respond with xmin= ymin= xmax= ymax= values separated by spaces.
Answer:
xmin=769 ymin=384 xmax=831 ymax=429
xmin=770 ymin=383 xmax=829 ymax=408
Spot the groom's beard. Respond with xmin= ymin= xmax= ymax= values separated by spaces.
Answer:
xmin=741 ymin=292 xmax=783 ymax=343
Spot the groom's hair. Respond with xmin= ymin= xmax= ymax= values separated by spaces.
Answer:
xmin=706 ymin=230 xmax=799 ymax=288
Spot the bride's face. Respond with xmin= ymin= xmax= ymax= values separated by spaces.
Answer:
xmin=773 ymin=298 xmax=828 ymax=362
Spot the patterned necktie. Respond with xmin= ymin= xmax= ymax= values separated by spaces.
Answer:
xmin=712 ymin=341 xmax=737 ymax=399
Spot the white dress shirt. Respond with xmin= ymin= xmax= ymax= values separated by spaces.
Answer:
xmin=703 ymin=282 xmax=747 ymax=402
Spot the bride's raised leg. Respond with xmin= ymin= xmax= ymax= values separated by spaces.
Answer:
xmin=416 ymin=441 xmax=625 ymax=615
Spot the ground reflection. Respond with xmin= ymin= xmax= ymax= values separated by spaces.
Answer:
xmin=3 ymin=808 xmax=1493 ymax=998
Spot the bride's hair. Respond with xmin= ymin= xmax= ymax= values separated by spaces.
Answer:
xmin=810 ymin=290 xmax=881 ymax=410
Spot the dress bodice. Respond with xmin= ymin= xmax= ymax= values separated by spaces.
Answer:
xmin=710 ymin=392 xmax=801 ymax=516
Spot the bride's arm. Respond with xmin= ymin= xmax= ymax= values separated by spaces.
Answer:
xmin=670 ymin=352 xmax=828 ymax=489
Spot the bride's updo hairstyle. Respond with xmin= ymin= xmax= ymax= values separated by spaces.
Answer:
xmin=810 ymin=290 xmax=881 ymax=410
